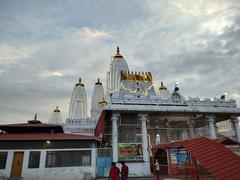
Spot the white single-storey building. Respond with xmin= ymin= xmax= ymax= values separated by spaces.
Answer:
xmin=0 ymin=117 xmax=100 ymax=180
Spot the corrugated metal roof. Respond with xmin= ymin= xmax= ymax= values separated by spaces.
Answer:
xmin=0 ymin=133 xmax=100 ymax=141
xmin=157 ymin=137 xmax=240 ymax=180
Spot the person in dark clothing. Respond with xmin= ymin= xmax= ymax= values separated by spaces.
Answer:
xmin=120 ymin=161 xmax=129 ymax=180
xmin=109 ymin=162 xmax=120 ymax=180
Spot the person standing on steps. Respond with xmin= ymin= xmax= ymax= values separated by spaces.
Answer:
xmin=154 ymin=159 xmax=160 ymax=180
xmin=109 ymin=162 xmax=120 ymax=180
xmin=120 ymin=161 xmax=129 ymax=180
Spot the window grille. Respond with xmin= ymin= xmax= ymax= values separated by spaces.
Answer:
xmin=45 ymin=150 xmax=91 ymax=167
xmin=0 ymin=152 xmax=7 ymax=169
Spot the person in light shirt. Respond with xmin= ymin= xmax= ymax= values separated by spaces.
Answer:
xmin=155 ymin=159 xmax=160 ymax=180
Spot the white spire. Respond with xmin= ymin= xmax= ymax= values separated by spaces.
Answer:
xmin=68 ymin=78 xmax=88 ymax=119
xmin=91 ymin=78 xmax=104 ymax=118
xmin=49 ymin=106 xmax=63 ymax=125
xmin=73 ymin=100 xmax=83 ymax=119
xmin=107 ymin=46 xmax=129 ymax=91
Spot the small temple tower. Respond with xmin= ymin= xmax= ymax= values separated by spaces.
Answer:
xmin=49 ymin=106 xmax=63 ymax=125
xmin=91 ymin=78 xmax=105 ymax=118
xmin=68 ymin=78 xmax=88 ymax=119
xmin=106 ymin=47 xmax=129 ymax=91
xmin=158 ymin=82 xmax=172 ymax=102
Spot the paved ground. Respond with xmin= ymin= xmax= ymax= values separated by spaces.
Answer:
xmin=97 ymin=178 xmax=179 ymax=180
xmin=97 ymin=177 xmax=173 ymax=180
xmin=97 ymin=178 xmax=153 ymax=180
xmin=97 ymin=177 xmax=180 ymax=180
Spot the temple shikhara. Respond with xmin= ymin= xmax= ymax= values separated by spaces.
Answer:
xmin=1 ymin=47 xmax=240 ymax=179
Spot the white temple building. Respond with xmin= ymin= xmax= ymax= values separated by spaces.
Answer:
xmin=49 ymin=106 xmax=63 ymax=125
xmin=57 ymin=47 xmax=240 ymax=177
xmin=63 ymin=77 xmax=105 ymax=135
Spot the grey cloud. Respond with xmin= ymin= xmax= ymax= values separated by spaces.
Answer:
xmin=0 ymin=0 xmax=240 ymax=123
xmin=0 ymin=0 xmax=145 ymax=42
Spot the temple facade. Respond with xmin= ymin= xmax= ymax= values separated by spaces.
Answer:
xmin=59 ymin=47 xmax=240 ymax=177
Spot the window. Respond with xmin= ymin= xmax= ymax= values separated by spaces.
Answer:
xmin=0 ymin=152 xmax=8 ymax=169
xmin=28 ymin=151 xmax=41 ymax=168
xmin=46 ymin=150 xmax=91 ymax=168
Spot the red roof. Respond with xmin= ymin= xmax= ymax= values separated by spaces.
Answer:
xmin=0 ymin=121 xmax=60 ymax=128
xmin=157 ymin=137 xmax=240 ymax=180
xmin=0 ymin=133 xmax=100 ymax=141
xmin=0 ymin=120 xmax=63 ymax=133
xmin=94 ymin=111 xmax=105 ymax=137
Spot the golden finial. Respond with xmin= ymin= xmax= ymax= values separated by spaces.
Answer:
xmin=114 ymin=46 xmax=123 ymax=58
xmin=75 ymin=77 xmax=84 ymax=86
xmin=98 ymin=97 xmax=108 ymax=106
xmin=95 ymin=78 xmax=102 ymax=85
xmin=54 ymin=106 xmax=60 ymax=112
xmin=159 ymin=81 xmax=167 ymax=90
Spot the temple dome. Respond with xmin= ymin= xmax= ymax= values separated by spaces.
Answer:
xmin=158 ymin=82 xmax=172 ymax=101
xmin=91 ymin=78 xmax=104 ymax=118
xmin=49 ymin=106 xmax=63 ymax=125
xmin=68 ymin=78 xmax=88 ymax=119
xmin=108 ymin=47 xmax=129 ymax=91
xmin=148 ymin=86 xmax=156 ymax=96
xmin=171 ymin=83 xmax=185 ymax=103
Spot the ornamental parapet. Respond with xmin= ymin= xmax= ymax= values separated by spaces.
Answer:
xmin=108 ymin=91 xmax=237 ymax=108
xmin=121 ymin=71 xmax=152 ymax=82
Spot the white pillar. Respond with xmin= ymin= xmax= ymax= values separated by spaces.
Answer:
xmin=189 ymin=125 xmax=195 ymax=138
xmin=231 ymin=116 xmax=240 ymax=141
xmin=206 ymin=115 xmax=216 ymax=139
xmin=187 ymin=119 xmax=195 ymax=139
xmin=181 ymin=129 xmax=188 ymax=140
xmin=112 ymin=113 xmax=119 ymax=162
xmin=139 ymin=113 xmax=149 ymax=162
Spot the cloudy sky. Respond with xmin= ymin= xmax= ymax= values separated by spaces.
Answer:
xmin=0 ymin=0 xmax=240 ymax=124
